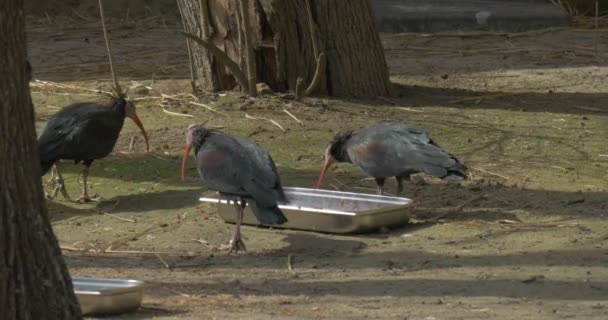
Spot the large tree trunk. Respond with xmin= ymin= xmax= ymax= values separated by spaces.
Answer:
xmin=0 ymin=1 xmax=82 ymax=319
xmin=178 ymin=0 xmax=391 ymax=98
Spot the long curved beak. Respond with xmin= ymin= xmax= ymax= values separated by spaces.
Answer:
xmin=315 ymin=157 xmax=333 ymax=189
xmin=181 ymin=143 xmax=192 ymax=181
xmin=128 ymin=113 xmax=150 ymax=152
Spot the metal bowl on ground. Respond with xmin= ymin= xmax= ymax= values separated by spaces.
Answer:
xmin=200 ymin=187 xmax=413 ymax=234
xmin=73 ymin=277 xmax=144 ymax=316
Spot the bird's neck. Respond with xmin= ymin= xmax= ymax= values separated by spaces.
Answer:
xmin=111 ymin=98 xmax=127 ymax=118
xmin=192 ymin=129 xmax=214 ymax=154
xmin=333 ymin=143 xmax=351 ymax=163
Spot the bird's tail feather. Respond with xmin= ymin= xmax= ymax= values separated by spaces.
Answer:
xmin=249 ymin=201 xmax=288 ymax=225
xmin=443 ymin=160 xmax=467 ymax=182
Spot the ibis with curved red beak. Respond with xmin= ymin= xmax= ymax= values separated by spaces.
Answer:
xmin=38 ymin=97 xmax=149 ymax=202
xmin=316 ymin=122 xmax=466 ymax=195
xmin=182 ymin=125 xmax=287 ymax=253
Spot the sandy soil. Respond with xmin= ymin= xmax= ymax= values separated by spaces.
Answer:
xmin=27 ymin=15 xmax=608 ymax=320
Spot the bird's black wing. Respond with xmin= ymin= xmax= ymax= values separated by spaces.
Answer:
xmin=348 ymin=125 xmax=458 ymax=178
xmin=197 ymin=135 xmax=282 ymax=207
xmin=231 ymin=135 xmax=287 ymax=203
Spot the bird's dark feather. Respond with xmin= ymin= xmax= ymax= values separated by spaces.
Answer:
xmin=190 ymin=128 xmax=287 ymax=225
xmin=38 ymin=99 xmax=127 ymax=175
xmin=336 ymin=121 xmax=466 ymax=181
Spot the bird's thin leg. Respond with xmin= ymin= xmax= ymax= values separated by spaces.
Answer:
xmin=395 ymin=174 xmax=410 ymax=196
xmin=47 ymin=164 xmax=57 ymax=183
xmin=77 ymin=162 xmax=101 ymax=203
xmin=227 ymin=199 xmax=247 ymax=254
xmin=50 ymin=164 xmax=71 ymax=200
xmin=375 ymin=178 xmax=386 ymax=196
xmin=395 ymin=176 xmax=403 ymax=196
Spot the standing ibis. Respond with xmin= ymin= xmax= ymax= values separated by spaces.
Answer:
xmin=181 ymin=125 xmax=288 ymax=253
xmin=38 ymin=97 xmax=149 ymax=202
xmin=316 ymin=121 xmax=466 ymax=195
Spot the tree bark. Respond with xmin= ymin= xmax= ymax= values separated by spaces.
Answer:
xmin=178 ymin=0 xmax=391 ymax=98
xmin=0 ymin=1 xmax=82 ymax=319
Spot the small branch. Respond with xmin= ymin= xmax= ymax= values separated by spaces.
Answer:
xmin=283 ymin=109 xmax=304 ymax=125
xmin=294 ymin=78 xmax=304 ymax=100
xmin=182 ymin=32 xmax=249 ymax=93
xmin=296 ymin=0 xmax=325 ymax=99
xmin=448 ymin=92 xmax=524 ymax=104
xmin=245 ymin=113 xmax=285 ymax=132
xmin=304 ymin=53 xmax=325 ymax=96
xmin=305 ymin=0 xmax=319 ymax=58
xmin=395 ymin=106 xmax=424 ymax=113
xmin=154 ymin=252 xmax=172 ymax=270
xmin=471 ymin=167 xmax=510 ymax=180
xmin=104 ymin=212 xmax=136 ymax=223
xmin=128 ymin=136 xmax=135 ymax=151
xmin=287 ymin=253 xmax=296 ymax=275
xmin=160 ymin=104 xmax=194 ymax=118
xmin=190 ymin=101 xmax=230 ymax=117
xmin=98 ymin=0 xmax=123 ymax=97
xmin=238 ymin=0 xmax=257 ymax=97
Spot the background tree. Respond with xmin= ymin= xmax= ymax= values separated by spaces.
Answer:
xmin=177 ymin=0 xmax=391 ymax=98
xmin=0 ymin=0 xmax=82 ymax=319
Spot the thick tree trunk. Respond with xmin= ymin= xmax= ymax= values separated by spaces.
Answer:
xmin=0 ymin=1 xmax=82 ymax=319
xmin=178 ymin=0 xmax=391 ymax=98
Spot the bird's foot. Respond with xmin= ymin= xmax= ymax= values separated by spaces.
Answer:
xmin=49 ymin=178 xmax=71 ymax=201
xmin=221 ymin=237 xmax=247 ymax=254
xmin=76 ymin=194 xmax=102 ymax=203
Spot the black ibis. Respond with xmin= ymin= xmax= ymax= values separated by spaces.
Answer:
xmin=181 ymin=125 xmax=288 ymax=253
xmin=316 ymin=121 xmax=466 ymax=195
xmin=38 ymin=97 xmax=149 ymax=202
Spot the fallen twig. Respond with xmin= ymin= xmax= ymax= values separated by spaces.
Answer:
xmin=106 ymin=224 xmax=159 ymax=251
xmin=245 ymin=113 xmax=285 ymax=132
xmin=283 ymin=109 xmax=304 ymax=125
xmin=287 ymin=253 xmax=296 ymax=275
xmin=190 ymin=101 xmax=230 ymax=117
xmin=471 ymin=167 xmax=510 ymax=180
xmin=128 ymin=136 xmax=135 ymax=151
xmin=104 ymin=212 xmax=136 ymax=223
xmin=396 ymin=107 xmax=424 ymax=113
xmin=60 ymin=246 xmax=176 ymax=255
xmin=154 ymin=252 xmax=172 ymax=270
xmin=449 ymin=93 xmax=524 ymax=104
xmin=160 ymin=104 xmax=194 ymax=118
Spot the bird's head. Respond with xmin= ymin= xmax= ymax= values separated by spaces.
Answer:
xmin=123 ymin=99 xmax=149 ymax=152
xmin=315 ymin=131 xmax=352 ymax=189
xmin=182 ymin=125 xmax=214 ymax=181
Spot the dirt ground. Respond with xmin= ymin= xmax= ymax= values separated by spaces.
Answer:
xmin=27 ymin=14 xmax=608 ymax=320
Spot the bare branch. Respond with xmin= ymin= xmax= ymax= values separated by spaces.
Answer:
xmin=181 ymin=31 xmax=249 ymax=92
xmin=97 ymin=0 xmax=123 ymax=98
xmin=304 ymin=53 xmax=325 ymax=96
xmin=296 ymin=0 xmax=325 ymax=99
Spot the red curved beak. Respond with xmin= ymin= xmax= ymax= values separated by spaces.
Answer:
xmin=315 ymin=157 xmax=333 ymax=189
xmin=128 ymin=113 xmax=149 ymax=152
xmin=181 ymin=143 xmax=192 ymax=181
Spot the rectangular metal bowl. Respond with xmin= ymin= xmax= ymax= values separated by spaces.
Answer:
xmin=200 ymin=187 xmax=413 ymax=234
xmin=73 ymin=277 xmax=144 ymax=316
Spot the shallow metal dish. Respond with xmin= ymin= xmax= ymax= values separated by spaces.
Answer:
xmin=200 ymin=187 xmax=413 ymax=234
xmin=73 ymin=277 xmax=144 ymax=316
